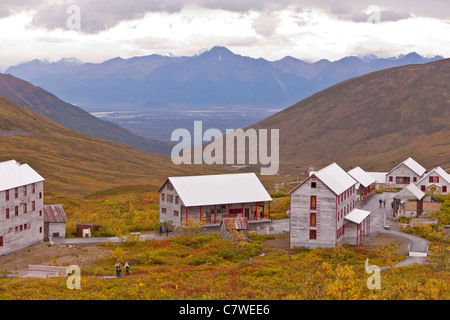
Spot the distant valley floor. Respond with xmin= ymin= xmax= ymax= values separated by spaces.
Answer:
xmin=91 ymin=106 xmax=281 ymax=142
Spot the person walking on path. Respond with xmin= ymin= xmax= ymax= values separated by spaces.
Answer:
xmin=125 ymin=262 xmax=130 ymax=276
xmin=379 ymin=199 xmax=383 ymax=208
xmin=166 ymin=225 xmax=169 ymax=236
xmin=383 ymin=199 xmax=386 ymax=208
xmin=115 ymin=262 xmax=121 ymax=278
xmin=159 ymin=224 xmax=163 ymax=236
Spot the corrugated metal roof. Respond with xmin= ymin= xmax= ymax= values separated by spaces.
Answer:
xmin=162 ymin=173 xmax=272 ymax=207
xmin=44 ymin=204 xmax=67 ymax=223
xmin=366 ymin=172 xmax=387 ymax=184
xmin=314 ymin=163 xmax=357 ymax=195
xmin=0 ymin=160 xmax=44 ymax=192
xmin=394 ymin=183 xmax=425 ymax=200
xmin=220 ymin=217 xmax=249 ymax=230
xmin=417 ymin=166 xmax=450 ymax=185
xmin=388 ymin=157 xmax=426 ymax=176
xmin=344 ymin=209 xmax=371 ymax=224
xmin=347 ymin=167 xmax=376 ymax=188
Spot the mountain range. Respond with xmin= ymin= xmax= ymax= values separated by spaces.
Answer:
xmin=0 ymin=73 xmax=172 ymax=155
xmin=249 ymin=58 xmax=450 ymax=173
xmin=5 ymin=47 xmax=443 ymax=110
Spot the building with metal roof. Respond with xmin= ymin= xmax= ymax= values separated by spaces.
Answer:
xmin=158 ymin=173 xmax=273 ymax=228
xmin=386 ymin=157 xmax=426 ymax=188
xmin=347 ymin=166 xmax=376 ymax=201
xmin=0 ymin=160 xmax=45 ymax=256
xmin=43 ymin=204 xmax=67 ymax=240
xmin=290 ymin=162 xmax=371 ymax=249
xmin=416 ymin=166 xmax=450 ymax=195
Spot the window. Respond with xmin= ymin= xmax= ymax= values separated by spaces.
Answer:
xmin=311 ymin=182 xmax=317 ymax=188
xmin=175 ymin=196 xmax=179 ymax=205
xmin=421 ymin=185 xmax=426 ymax=192
xmin=15 ymin=226 xmax=18 ymax=233
xmin=32 ymin=183 xmax=35 ymax=194
xmin=174 ymin=210 xmax=179 ymax=217
xmin=15 ymin=188 xmax=18 ymax=199
xmin=413 ymin=177 xmax=417 ymax=183
xmin=435 ymin=176 xmax=440 ymax=183
xmin=39 ymin=192 xmax=42 ymax=199
xmin=0 ymin=236 xmax=3 ymax=247
xmin=310 ymin=196 xmax=317 ymax=210
xmin=161 ymin=193 xmax=165 ymax=202
xmin=23 ymin=203 xmax=27 ymax=214
xmin=310 ymin=213 xmax=316 ymax=227
xmin=5 ymin=190 xmax=9 ymax=201
xmin=39 ymin=210 xmax=42 ymax=217
xmin=23 ymin=186 xmax=27 ymax=196
xmin=309 ymin=230 xmax=317 ymax=240
xmin=429 ymin=176 xmax=434 ymax=183
xmin=39 ymin=227 xmax=42 ymax=234
xmin=396 ymin=177 xmax=410 ymax=184
xmin=389 ymin=176 xmax=393 ymax=182
xmin=443 ymin=186 xmax=447 ymax=193
xmin=19 ymin=225 xmax=23 ymax=231
xmin=161 ymin=208 xmax=167 ymax=214
xmin=32 ymin=201 xmax=35 ymax=211
xmin=6 ymin=208 xmax=9 ymax=219
xmin=15 ymin=206 xmax=18 ymax=216
xmin=24 ymin=223 xmax=28 ymax=230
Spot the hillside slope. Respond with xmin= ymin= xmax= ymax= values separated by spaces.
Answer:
xmin=0 ymin=73 xmax=172 ymax=155
xmin=250 ymin=59 xmax=450 ymax=173
xmin=0 ymin=95 xmax=220 ymax=196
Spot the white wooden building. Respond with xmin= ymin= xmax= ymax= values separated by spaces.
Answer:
xmin=415 ymin=166 xmax=450 ymax=195
xmin=158 ymin=173 xmax=273 ymax=228
xmin=0 ymin=160 xmax=45 ymax=256
xmin=290 ymin=163 xmax=371 ymax=249
xmin=386 ymin=157 xmax=426 ymax=189
xmin=347 ymin=167 xmax=376 ymax=201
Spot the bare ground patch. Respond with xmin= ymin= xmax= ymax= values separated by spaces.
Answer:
xmin=0 ymin=242 xmax=113 ymax=274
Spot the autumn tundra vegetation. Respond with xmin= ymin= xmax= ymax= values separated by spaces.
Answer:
xmin=0 ymin=192 xmax=449 ymax=300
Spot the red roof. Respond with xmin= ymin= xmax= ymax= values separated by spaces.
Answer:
xmin=43 ymin=204 xmax=67 ymax=223
xmin=220 ymin=217 xmax=249 ymax=230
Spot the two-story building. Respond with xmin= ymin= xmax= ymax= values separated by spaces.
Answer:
xmin=416 ymin=166 xmax=450 ymax=195
xmin=289 ymin=163 xmax=371 ymax=249
xmin=386 ymin=157 xmax=426 ymax=189
xmin=0 ymin=160 xmax=45 ymax=256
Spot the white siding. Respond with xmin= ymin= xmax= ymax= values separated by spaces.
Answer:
xmin=0 ymin=181 xmax=44 ymax=256
xmin=386 ymin=163 xmax=423 ymax=188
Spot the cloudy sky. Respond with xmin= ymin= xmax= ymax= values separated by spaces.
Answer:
xmin=1 ymin=0 xmax=450 ymax=71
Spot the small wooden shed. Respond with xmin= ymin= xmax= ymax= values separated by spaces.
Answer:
xmin=76 ymin=223 xmax=99 ymax=237
xmin=220 ymin=217 xmax=250 ymax=241
xmin=43 ymin=204 xmax=67 ymax=241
